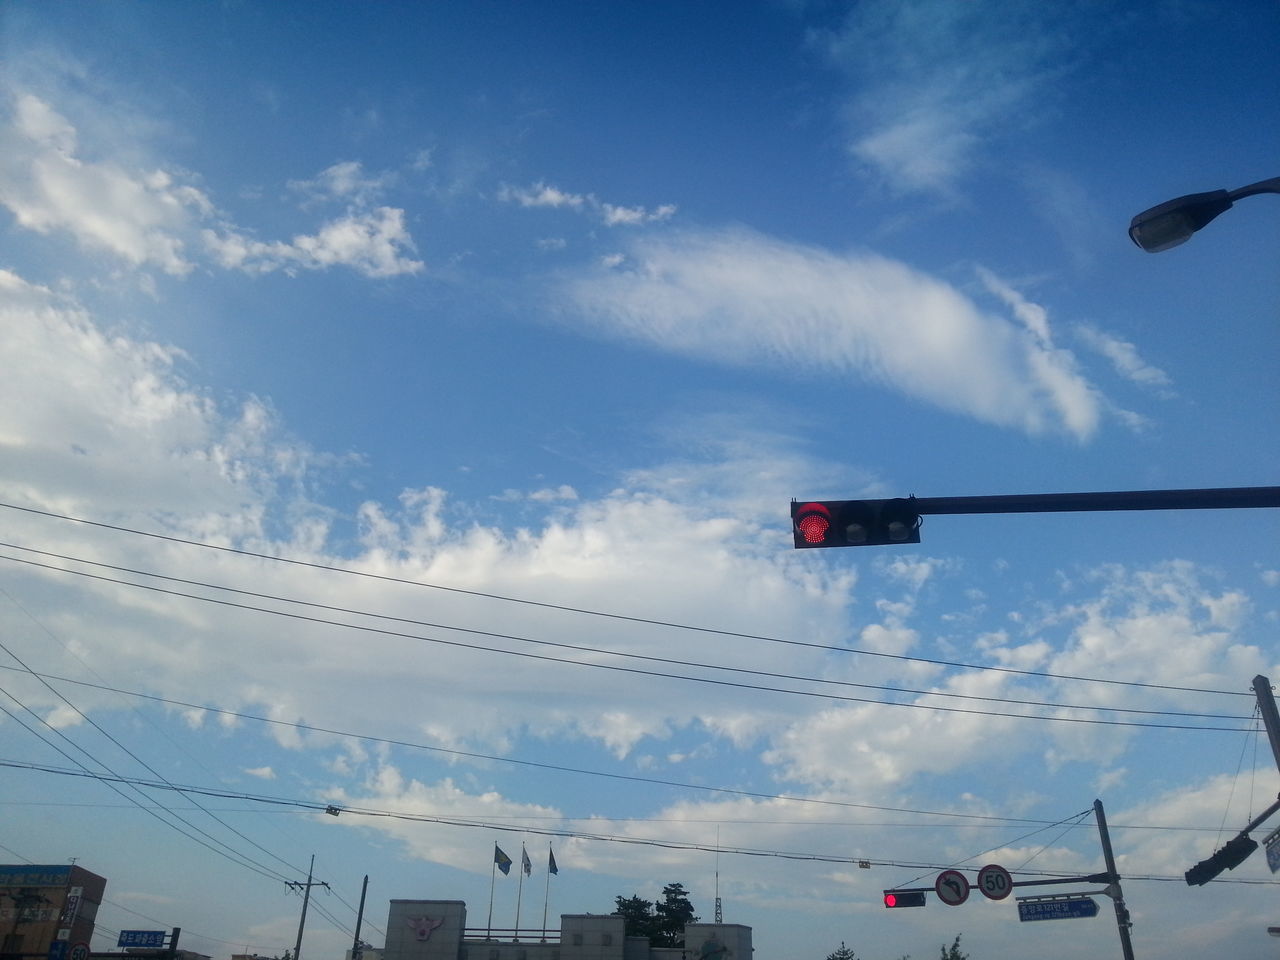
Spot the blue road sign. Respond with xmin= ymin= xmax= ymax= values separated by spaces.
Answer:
xmin=1017 ymin=897 xmax=1098 ymax=922
xmin=119 ymin=931 xmax=168 ymax=948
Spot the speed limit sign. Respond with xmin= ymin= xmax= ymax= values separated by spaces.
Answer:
xmin=69 ymin=943 xmax=91 ymax=960
xmin=977 ymin=863 xmax=1013 ymax=901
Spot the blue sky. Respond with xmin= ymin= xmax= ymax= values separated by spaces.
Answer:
xmin=1 ymin=2 xmax=1278 ymax=959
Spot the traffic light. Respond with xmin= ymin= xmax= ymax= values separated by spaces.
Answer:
xmin=1185 ymin=834 xmax=1259 ymax=885
xmin=883 ymin=889 xmax=927 ymax=908
xmin=792 ymin=499 xmax=922 ymax=548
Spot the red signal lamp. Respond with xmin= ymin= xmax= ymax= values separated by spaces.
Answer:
xmin=794 ymin=502 xmax=832 ymax=544
xmin=883 ymin=889 xmax=926 ymax=908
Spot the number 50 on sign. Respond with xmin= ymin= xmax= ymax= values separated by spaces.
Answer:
xmin=977 ymin=864 xmax=1013 ymax=901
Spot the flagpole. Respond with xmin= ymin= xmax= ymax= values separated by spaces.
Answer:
xmin=514 ymin=844 xmax=526 ymax=941
xmin=487 ymin=846 xmax=497 ymax=941
xmin=540 ymin=845 xmax=552 ymax=939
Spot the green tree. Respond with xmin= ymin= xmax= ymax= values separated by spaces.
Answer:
xmin=825 ymin=941 xmax=860 ymax=960
xmin=612 ymin=883 xmax=698 ymax=946
xmin=939 ymin=934 xmax=966 ymax=960
xmin=612 ymin=894 xmax=656 ymax=942
xmin=653 ymin=882 xmax=698 ymax=946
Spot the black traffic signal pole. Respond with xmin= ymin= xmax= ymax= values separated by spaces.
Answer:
xmin=792 ymin=486 xmax=1280 ymax=549
xmin=910 ymin=485 xmax=1280 ymax=517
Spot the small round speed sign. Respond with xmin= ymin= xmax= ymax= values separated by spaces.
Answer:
xmin=976 ymin=863 xmax=1013 ymax=901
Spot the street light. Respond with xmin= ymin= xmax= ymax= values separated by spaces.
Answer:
xmin=1129 ymin=175 xmax=1280 ymax=252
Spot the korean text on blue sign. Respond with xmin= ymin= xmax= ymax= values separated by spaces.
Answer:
xmin=118 ymin=931 xmax=167 ymax=948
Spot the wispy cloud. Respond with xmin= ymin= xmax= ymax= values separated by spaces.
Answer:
xmin=820 ymin=0 xmax=1070 ymax=195
xmin=500 ymin=180 xmax=676 ymax=227
xmin=0 ymin=94 xmax=423 ymax=278
xmin=564 ymin=227 xmax=1104 ymax=439
xmin=1076 ymin=324 xmax=1175 ymax=395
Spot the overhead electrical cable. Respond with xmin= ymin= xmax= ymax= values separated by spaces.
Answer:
xmin=0 ymin=502 xmax=1249 ymax=698
xmin=0 ymin=755 xmax=1095 ymax=826
xmin=5 ymin=757 xmax=1277 ymax=886
xmin=1 ymin=665 xmax=1263 ymax=831
xmin=0 ymin=692 xmax=289 ymax=885
xmin=0 ymin=553 xmax=1251 ymax=733
xmin=0 ymin=542 xmax=1250 ymax=723
xmin=0 ymin=582 xmax=312 ymax=865
xmin=0 ymin=632 xmax=302 ymax=883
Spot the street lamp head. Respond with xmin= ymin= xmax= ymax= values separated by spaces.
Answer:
xmin=1128 ymin=189 xmax=1233 ymax=252
xmin=1130 ymin=176 xmax=1280 ymax=252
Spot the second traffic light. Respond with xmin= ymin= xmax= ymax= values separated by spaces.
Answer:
xmin=792 ymin=499 xmax=922 ymax=548
xmin=1185 ymin=834 xmax=1259 ymax=885
xmin=883 ymin=889 xmax=926 ymax=908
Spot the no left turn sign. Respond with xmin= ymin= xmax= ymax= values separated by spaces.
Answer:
xmin=935 ymin=869 xmax=970 ymax=906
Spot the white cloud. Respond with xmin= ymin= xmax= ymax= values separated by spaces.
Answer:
xmin=500 ymin=180 xmax=676 ymax=228
xmin=288 ymin=160 xmax=396 ymax=207
xmin=564 ymin=227 xmax=1104 ymax=439
xmin=0 ymin=94 xmax=210 ymax=274
xmin=1076 ymin=324 xmax=1174 ymax=394
xmin=244 ymin=765 xmax=277 ymax=780
xmin=204 ymin=207 xmax=424 ymax=278
xmin=499 ymin=181 xmax=587 ymax=210
xmin=822 ymin=1 xmax=1068 ymax=195
xmin=0 ymin=93 xmax=423 ymax=279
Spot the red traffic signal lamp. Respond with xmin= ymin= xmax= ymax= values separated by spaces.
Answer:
xmin=883 ymin=889 xmax=927 ymax=908
xmin=792 ymin=499 xmax=921 ymax=548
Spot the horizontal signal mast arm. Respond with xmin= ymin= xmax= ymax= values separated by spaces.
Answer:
xmin=909 ymin=486 xmax=1280 ymax=516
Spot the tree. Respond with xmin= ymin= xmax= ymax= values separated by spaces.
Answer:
xmin=654 ymin=882 xmax=698 ymax=946
xmin=612 ymin=883 xmax=698 ymax=946
xmin=825 ymin=941 xmax=860 ymax=960
xmin=939 ymin=934 xmax=967 ymax=960
xmin=613 ymin=894 xmax=656 ymax=942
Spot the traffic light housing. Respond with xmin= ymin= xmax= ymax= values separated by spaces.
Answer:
xmin=1185 ymin=834 xmax=1259 ymax=885
xmin=883 ymin=889 xmax=926 ymax=908
xmin=792 ymin=499 xmax=922 ymax=548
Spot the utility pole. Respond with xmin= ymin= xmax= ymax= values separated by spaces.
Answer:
xmin=1094 ymin=800 xmax=1135 ymax=960
xmin=288 ymin=855 xmax=329 ymax=960
xmin=1252 ymin=676 xmax=1280 ymax=775
xmin=351 ymin=876 xmax=369 ymax=960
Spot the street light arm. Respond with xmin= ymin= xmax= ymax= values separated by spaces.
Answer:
xmin=1228 ymin=175 xmax=1280 ymax=202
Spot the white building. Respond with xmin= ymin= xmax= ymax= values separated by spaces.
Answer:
xmin=381 ymin=901 xmax=751 ymax=960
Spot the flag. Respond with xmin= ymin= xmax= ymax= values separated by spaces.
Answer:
xmin=548 ymin=848 xmax=558 ymax=875
xmin=521 ymin=846 xmax=532 ymax=877
xmin=494 ymin=844 xmax=512 ymax=875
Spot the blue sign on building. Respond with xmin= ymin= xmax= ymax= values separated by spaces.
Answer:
xmin=118 ymin=931 xmax=168 ymax=948
xmin=1017 ymin=897 xmax=1098 ymax=922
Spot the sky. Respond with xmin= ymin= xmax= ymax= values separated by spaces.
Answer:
xmin=1 ymin=2 xmax=1278 ymax=959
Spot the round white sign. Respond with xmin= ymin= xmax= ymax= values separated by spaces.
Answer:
xmin=935 ymin=869 xmax=970 ymax=906
xmin=977 ymin=863 xmax=1013 ymax=901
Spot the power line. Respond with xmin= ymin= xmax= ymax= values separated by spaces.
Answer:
xmin=5 ymin=757 xmax=1277 ymax=887
xmin=0 ymin=552 xmax=1251 ymax=732
xmin=0 ymin=755 xmax=1088 ymax=826
xmin=0 ymin=691 xmax=289 ymax=885
xmin=0 ymin=542 xmax=1251 ymax=723
xmin=2 ymin=665 xmax=1265 ymax=830
xmin=0 ymin=632 xmax=301 ymax=885
xmin=0 ymin=501 xmax=1249 ymax=698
